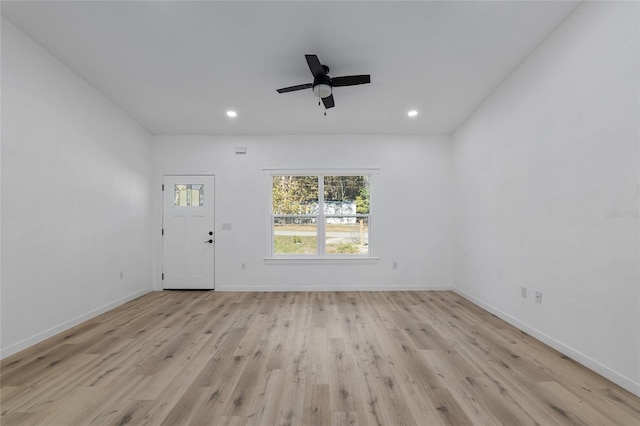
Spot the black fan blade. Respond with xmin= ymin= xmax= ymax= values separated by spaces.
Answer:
xmin=305 ymin=54 xmax=326 ymax=79
xmin=331 ymin=75 xmax=371 ymax=87
xmin=277 ymin=83 xmax=313 ymax=93
xmin=322 ymin=94 xmax=335 ymax=109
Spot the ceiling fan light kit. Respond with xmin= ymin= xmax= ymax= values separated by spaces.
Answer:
xmin=277 ymin=54 xmax=371 ymax=111
xmin=312 ymin=83 xmax=332 ymax=99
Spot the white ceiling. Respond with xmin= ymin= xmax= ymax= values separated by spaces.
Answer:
xmin=1 ymin=1 xmax=581 ymax=135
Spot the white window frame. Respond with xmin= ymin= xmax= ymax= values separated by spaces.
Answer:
xmin=265 ymin=169 xmax=379 ymax=262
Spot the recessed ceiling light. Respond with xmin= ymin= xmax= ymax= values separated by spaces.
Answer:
xmin=226 ymin=110 xmax=237 ymax=118
xmin=408 ymin=110 xmax=418 ymax=117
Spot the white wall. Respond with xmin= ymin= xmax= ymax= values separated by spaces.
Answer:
xmin=153 ymin=134 xmax=452 ymax=291
xmin=1 ymin=19 xmax=153 ymax=358
xmin=452 ymin=1 xmax=639 ymax=395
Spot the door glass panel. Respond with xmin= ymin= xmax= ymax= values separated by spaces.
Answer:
xmin=174 ymin=184 xmax=204 ymax=207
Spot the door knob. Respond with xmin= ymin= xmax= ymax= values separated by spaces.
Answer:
xmin=204 ymin=239 xmax=213 ymax=244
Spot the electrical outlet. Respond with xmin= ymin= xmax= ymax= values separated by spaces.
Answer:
xmin=521 ymin=286 xmax=527 ymax=299
xmin=241 ymin=263 xmax=246 ymax=270
xmin=119 ymin=271 xmax=124 ymax=280
xmin=535 ymin=291 xmax=542 ymax=304
xmin=392 ymin=262 xmax=398 ymax=270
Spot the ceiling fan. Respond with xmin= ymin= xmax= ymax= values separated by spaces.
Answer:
xmin=276 ymin=54 xmax=371 ymax=111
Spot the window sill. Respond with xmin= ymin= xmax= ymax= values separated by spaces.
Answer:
xmin=264 ymin=257 xmax=380 ymax=265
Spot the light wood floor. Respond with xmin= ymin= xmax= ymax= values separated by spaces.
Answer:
xmin=1 ymin=291 xmax=639 ymax=425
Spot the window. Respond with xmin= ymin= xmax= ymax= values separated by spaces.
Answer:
xmin=174 ymin=184 xmax=204 ymax=207
xmin=269 ymin=172 xmax=372 ymax=257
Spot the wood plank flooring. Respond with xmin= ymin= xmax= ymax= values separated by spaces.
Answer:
xmin=1 ymin=291 xmax=639 ymax=425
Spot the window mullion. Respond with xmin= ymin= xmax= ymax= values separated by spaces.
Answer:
xmin=317 ymin=175 xmax=325 ymax=256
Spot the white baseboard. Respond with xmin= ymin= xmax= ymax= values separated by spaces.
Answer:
xmin=0 ymin=288 xmax=152 ymax=360
xmin=215 ymin=284 xmax=453 ymax=292
xmin=453 ymin=288 xmax=640 ymax=397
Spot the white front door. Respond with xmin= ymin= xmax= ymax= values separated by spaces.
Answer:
xmin=162 ymin=175 xmax=215 ymax=289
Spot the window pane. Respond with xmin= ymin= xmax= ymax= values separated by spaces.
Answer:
xmin=273 ymin=217 xmax=317 ymax=255
xmin=324 ymin=176 xmax=369 ymax=214
xmin=325 ymin=217 xmax=369 ymax=255
xmin=174 ymin=184 xmax=204 ymax=207
xmin=272 ymin=176 xmax=319 ymax=214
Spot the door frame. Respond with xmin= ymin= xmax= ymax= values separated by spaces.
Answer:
xmin=159 ymin=173 xmax=216 ymax=290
